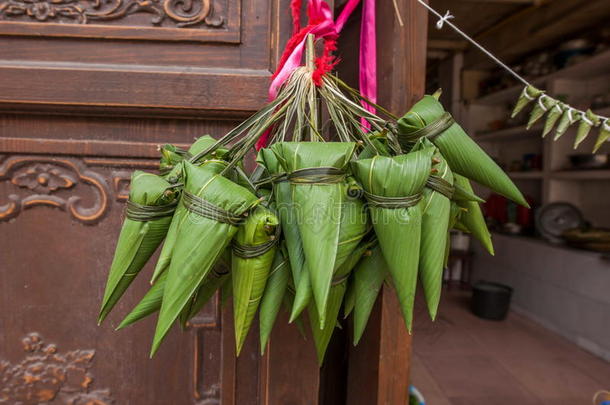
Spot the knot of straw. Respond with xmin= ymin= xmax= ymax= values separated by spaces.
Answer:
xmin=231 ymin=224 xmax=281 ymax=259
xmin=363 ymin=190 xmax=422 ymax=209
xmin=426 ymin=175 xmax=455 ymax=199
xmin=287 ymin=167 xmax=346 ymax=184
xmin=125 ymin=199 xmax=178 ymax=221
xmin=182 ymin=190 xmax=245 ymax=226
xmin=398 ymin=112 xmax=455 ymax=147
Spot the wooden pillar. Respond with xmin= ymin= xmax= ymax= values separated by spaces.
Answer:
xmin=337 ymin=0 xmax=429 ymax=404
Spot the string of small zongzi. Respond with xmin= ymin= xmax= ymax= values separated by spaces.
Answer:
xmin=412 ymin=0 xmax=610 ymax=149
xmin=125 ymin=200 xmax=178 ymax=222
xmin=182 ymin=191 xmax=245 ymax=226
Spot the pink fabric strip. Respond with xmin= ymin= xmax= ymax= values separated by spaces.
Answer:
xmin=257 ymin=0 xmax=376 ymax=149
xmin=359 ymin=0 xmax=376 ymax=129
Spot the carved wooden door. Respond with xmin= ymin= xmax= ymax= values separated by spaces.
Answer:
xmin=0 ymin=1 xmax=322 ymax=403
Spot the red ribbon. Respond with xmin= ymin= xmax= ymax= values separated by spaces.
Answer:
xmin=256 ymin=0 xmax=376 ymax=150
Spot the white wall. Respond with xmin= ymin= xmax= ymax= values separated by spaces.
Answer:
xmin=471 ymin=232 xmax=610 ymax=362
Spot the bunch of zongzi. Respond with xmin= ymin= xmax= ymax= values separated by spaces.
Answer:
xmin=98 ymin=46 xmax=525 ymax=365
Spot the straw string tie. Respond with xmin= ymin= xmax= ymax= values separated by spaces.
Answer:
xmin=232 ymin=225 xmax=281 ymax=259
xmin=288 ymin=167 xmax=346 ymax=184
xmin=363 ymin=190 xmax=422 ymax=209
xmin=125 ymin=199 xmax=178 ymax=222
xmin=182 ymin=191 xmax=245 ymax=226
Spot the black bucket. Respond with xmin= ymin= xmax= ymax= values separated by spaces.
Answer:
xmin=471 ymin=281 xmax=513 ymax=321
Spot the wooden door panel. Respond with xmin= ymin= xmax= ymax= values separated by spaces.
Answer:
xmin=0 ymin=0 xmax=322 ymax=402
xmin=0 ymin=0 xmax=288 ymax=116
xmin=0 ymin=0 xmax=240 ymax=42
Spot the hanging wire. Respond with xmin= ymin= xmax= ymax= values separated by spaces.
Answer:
xmin=411 ymin=0 xmax=609 ymax=124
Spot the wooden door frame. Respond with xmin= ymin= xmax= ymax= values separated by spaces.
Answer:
xmin=338 ymin=0 xmax=429 ymax=403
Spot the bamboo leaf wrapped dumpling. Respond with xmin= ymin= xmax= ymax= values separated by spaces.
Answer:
xmin=116 ymin=270 xmax=168 ymax=330
xmin=259 ymin=247 xmax=291 ymax=354
xmin=309 ymin=238 xmax=371 ymax=364
xmin=150 ymin=158 xmax=227 ymax=285
xmin=396 ymin=94 xmax=528 ymax=207
xmin=179 ymin=258 xmax=231 ymax=329
xmin=98 ymin=171 xmax=178 ymax=324
xmin=271 ymin=142 xmax=357 ymax=324
xmin=352 ymin=244 xmax=389 ymax=345
xmin=256 ymin=148 xmax=311 ymax=322
xmin=351 ymin=144 xmax=434 ymax=331
xmin=151 ymin=161 xmax=260 ymax=355
xmin=453 ymin=174 xmax=494 ymax=255
xmin=308 ymin=178 xmax=370 ymax=329
xmin=232 ymin=205 xmax=279 ymax=355
xmin=307 ymin=186 xmax=370 ymax=361
xmin=419 ymin=144 xmax=453 ymax=320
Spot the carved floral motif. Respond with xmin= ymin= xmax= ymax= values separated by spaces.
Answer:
xmin=12 ymin=164 xmax=76 ymax=194
xmin=0 ymin=0 xmax=224 ymax=27
xmin=0 ymin=333 xmax=114 ymax=404
xmin=0 ymin=156 xmax=110 ymax=224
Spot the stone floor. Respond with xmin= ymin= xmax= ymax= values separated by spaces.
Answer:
xmin=410 ymin=290 xmax=610 ymax=405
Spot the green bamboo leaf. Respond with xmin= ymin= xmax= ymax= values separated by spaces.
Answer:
xmin=232 ymin=206 xmax=279 ymax=355
xmin=151 ymin=162 xmax=259 ymax=356
xmin=358 ymin=132 xmax=391 ymax=159
xmin=150 ymin=160 xmax=227 ymax=285
xmin=343 ymin=276 xmax=356 ymax=319
xmin=160 ymin=135 xmax=223 ymax=177
xmin=452 ymin=182 xmax=485 ymax=203
xmin=397 ymin=95 xmax=528 ymax=207
xmin=352 ymin=246 xmax=389 ymax=345
xmin=445 ymin=202 xmax=466 ymax=267
xmin=291 ymin=272 xmax=313 ymax=322
xmin=116 ymin=270 xmax=168 ymax=330
xmin=419 ymin=146 xmax=452 ymax=320
xmin=159 ymin=144 xmax=188 ymax=174
xmin=454 ymin=174 xmax=494 ymax=255
xmin=98 ymin=171 xmax=177 ymax=324
xmin=179 ymin=264 xmax=230 ymax=329
xmin=256 ymin=148 xmax=311 ymax=322
xmin=306 ymin=239 xmax=370 ymax=365
xmin=308 ymin=283 xmax=346 ymax=365
xmin=259 ymin=248 xmax=291 ymax=354
xmin=351 ymin=145 xmax=434 ymax=331
xmin=271 ymin=142 xmax=357 ymax=326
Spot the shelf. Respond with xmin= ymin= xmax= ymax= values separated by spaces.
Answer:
xmin=476 ymin=124 xmax=542 ymax=141
xmin=551 ymin=170 xmax=610 ymax=180
xmin=508 ymin=171 xmax=544 ymax=180
xmin=473 ymin=49 xmax=610 ymax=106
